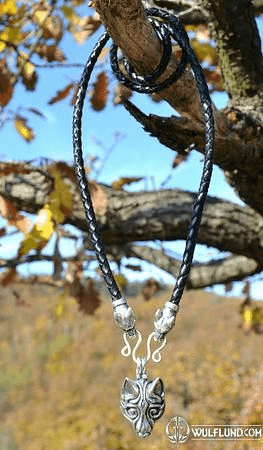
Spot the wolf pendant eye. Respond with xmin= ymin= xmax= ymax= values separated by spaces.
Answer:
xmin=148 ymin=406 xmax=162 ymax=420
xmin=126 ymin=407 xmax=138 ymax=420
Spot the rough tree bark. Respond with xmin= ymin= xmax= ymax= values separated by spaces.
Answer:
xmin=1 ymin=162 xmax=263 ymax=289
xmin=1 ymin=0 xmax=263 ymax=292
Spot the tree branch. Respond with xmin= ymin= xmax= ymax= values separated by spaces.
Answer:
xmin=1 ymin=163 xmax=263 ymax=266
xmin=149 ymin=0 xmax=263 ymax=23
xmin=122 ymin=99 xmax=263 ymax=216
xmin=121 ymin=244 xmax=260 ymax=288
xmin=94 ymin=0 xmax=263 ymax=113
xmin=0 ymin=254 xmax=95 ymax=270
xmin=198 ymin=0 xmax=263 ymax=108
xmin=94 ymin=0 xmax=207 ymax=121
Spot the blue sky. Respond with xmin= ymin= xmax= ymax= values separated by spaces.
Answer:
xmin=0 ymin=9 xmax=263 ymax=299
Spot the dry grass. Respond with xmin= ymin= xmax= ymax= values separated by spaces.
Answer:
xmin=1 ymin=282 xmax=263 ymax=449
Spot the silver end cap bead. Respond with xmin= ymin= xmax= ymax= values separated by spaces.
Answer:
xmin=154 ymin=302 xmax=179 ymax=341
xmin=113 ymin=298 xmax=136 ymax=337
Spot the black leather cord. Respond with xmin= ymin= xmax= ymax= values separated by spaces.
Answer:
xmin=72 ymin=8 xmax=215 ymax=307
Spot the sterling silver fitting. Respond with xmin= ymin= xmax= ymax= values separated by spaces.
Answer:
xmin=113 ymin=297 xmax=136 ymax=337
xmin=154 ymin=301 xmax=179 ymax=341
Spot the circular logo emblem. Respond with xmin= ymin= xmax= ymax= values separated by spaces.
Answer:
xmin=166 ymin=416 xmax=190 ymax=446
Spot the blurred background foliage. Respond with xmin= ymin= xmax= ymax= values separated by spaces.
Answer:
xmin=1 ymin=283 xmax=263 ymax=449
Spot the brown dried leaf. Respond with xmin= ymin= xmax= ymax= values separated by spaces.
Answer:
xmin=52 ymin=161 xmax=76 ymax=182
xmin=43 ymin=16 xmax=63 ymax=41
xmin=111 ymin=176 xmax=143 ymax=190
xmin=1 ymin=268 xmax=16 ymax=286
xmin=0 ymin=59 xmax=13 ymax=107
xmin=22 ymin=61 xmax=38 ymax=91
xmin=36 ymin=44 xmax=66 ymax=62
xmin=0 ymin=195 xmax=32 ymax=233
xmin=204 ymin=67 xmax=224 ymax=91
xmin=48 ymin=82 xmax=75 ymax=105
xmin=66 ymin=262 xmax=101 ymax=315
xmin=90 ymin=71 xmax=108 ymax=111
xmin=172 ymin=152 xmax=188 ymax=169
xmin=74 ymin=13 xmax=101 ymax=44
xmin=142 ymin=278 xmax=161 ymax=301
xmin=113 ymin=83 xmax=132 ymax=105
xmin=77 ymin=278 xmax=101 ymax=315
xmin=88 ymin=181 xmax=107 ymax=216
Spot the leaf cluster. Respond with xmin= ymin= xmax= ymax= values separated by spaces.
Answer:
xmin=0 ymin=0 xmax=225 ymax=141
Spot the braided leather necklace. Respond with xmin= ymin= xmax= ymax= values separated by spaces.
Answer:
xmin=73 ymin=8 xmax=214 ymax=438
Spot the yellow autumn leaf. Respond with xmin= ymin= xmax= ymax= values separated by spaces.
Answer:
xmin=18 ymin=227 xmax=48 ymax=256
xmin=61 ymin=5 xmax=78 ymax=23
xmin=33 ymin=7 xmax=49 ymax=25
xmin=0 ymin=0 xmax=17 ymax=16
xmin=18 ymin=230 xmax=39 ymax=256
xmin=56 ymin=303 xmax=64 ymax=318
xmin=0 ymin=26 xmax=21 ymax=52
xmin=14 ymin=116 xmax=35 ymax=142
xmin=243 ymin=308 xmax=252 ymax=325
xmin=18 ymin=205 xmax=55 ymax=256
xmin=114 ymin=273 xmax=127 ymax=291
xmin=55 ymin=294 xmax=65 ymax=319
xmin=48 ymin=166 xmax=73 ymax=221
xmin=35 ymin=206 xmax=54 ymax=239
xmin=48 ymin=194 xmax=65 ymax=223
xmin=61 ymin=5 xmax=84 ymax=41
xmin=23 ymin=61 xmax=34 ymax=77
xmin=191 ymin=39 xmax=218 ymax=65
xmin=18 ymin=165 xmax=73 ymax=257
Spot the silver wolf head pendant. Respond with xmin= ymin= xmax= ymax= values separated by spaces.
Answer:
xmin=120 ymin=358 xmax=165 ymax=438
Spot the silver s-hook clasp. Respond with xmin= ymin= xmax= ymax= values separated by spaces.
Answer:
xmin=120 ymin=329 xmax=167 ymax=364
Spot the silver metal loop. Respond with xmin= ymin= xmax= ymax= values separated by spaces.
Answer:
xmin=121 ymin=332 xmax=132 ymax=357
xmin=146 ymin=331 xmax=167 ymax=363
xmin=132 ymin=330 xmax=142 ymax=363
xmin=121 ymin=330 xmax=142 ymax=360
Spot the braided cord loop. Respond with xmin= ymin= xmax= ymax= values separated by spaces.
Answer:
xmin=73 ymin=8 xmax=214 ymax=331
xmin=110 ymin=11 xmax=189 ymax=93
